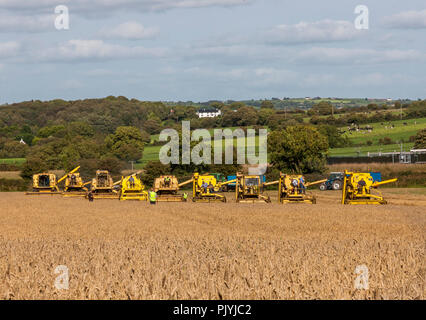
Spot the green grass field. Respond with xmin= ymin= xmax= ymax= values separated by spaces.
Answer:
xmin=328 ymin=143 xmax=415 ymax=157
xmin=0 ymin=158 xmax=26 ymax=165
xmin=329 ymin=117 xmax=425 ymax=157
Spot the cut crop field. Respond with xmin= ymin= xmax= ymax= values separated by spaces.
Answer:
xmin=0 ymin=191 xmax=424 ymax=300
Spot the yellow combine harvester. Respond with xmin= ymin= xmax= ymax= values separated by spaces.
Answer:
xmin=153 ymin=175 xmax=186 ymax=202
xmin=118 ymin=172 xmax=147 ymax=201
xmin=264 ymin=173 xmax=326 ymax=204
xmin=179 ymin=173 xmax=234 ymax=203
xmin=235 ymin=173 xmax=271 ymax=203
xmin=26 ymin=173 xmax=61 ymax=195
xmin=341 ymin=170 xmax=397 ymax=205
xmin=61 ymin=166 xmax=90 ymax=197
xmin=88 ymin=170 xmax=119 ymax=199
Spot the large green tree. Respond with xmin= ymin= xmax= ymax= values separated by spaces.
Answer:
xmin=105 ymin=126 xmax=145 ymax=161
xmin=414 ymin=128 xmax=426 ymax=149
xmin=318 ymin=125 xmax=350 ymax=148
xmin=268 ymin=125 xmax=329 ymax=173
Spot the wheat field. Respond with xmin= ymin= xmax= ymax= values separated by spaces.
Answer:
xmin=0 ymin=191 xmax=424 ymax=300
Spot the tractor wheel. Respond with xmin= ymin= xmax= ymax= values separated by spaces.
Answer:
xmin=319 ymin=183 xmax=327 ymax=191
xmin=332 ymin=180 xmax=342 ymax=190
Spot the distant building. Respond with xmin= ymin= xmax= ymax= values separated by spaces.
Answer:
xmin=196 ymin=107 xmax=222 ymax=118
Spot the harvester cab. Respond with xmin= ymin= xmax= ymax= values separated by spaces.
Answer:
xmin=26 ymin=173 xmax=61 ymax=195
xmin=118 ymin=172 xmax=147 ymax=201
xmin=265 ymin=173 xmax=326 ymax=204
xmin=153 ymin=175 xmax=185 ymax=202
xmin=60 ymin=166 xmax=89 ymax=197
xmin=235 ymin=173 xmax=271 ymax=203
xmin=341 ymin=170 xmax=397 ymax=205
xmin=88 ymin=170 xmax=119 ymax=199
xmin=179 ymin=173 xmax=229 ymax=202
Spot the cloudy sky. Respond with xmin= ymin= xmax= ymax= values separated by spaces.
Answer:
xmin=0 ymin=0 xmax=425 ymax=103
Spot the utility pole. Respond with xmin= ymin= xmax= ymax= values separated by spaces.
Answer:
xmin=129 ymin=161 xmax=134 ymax=171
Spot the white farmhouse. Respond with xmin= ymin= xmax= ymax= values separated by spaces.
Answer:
xmin=196 ymin=107 xmax=222 ymax=118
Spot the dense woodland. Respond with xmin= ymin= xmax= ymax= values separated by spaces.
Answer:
xmin=0 ymin=96 xmax=425 ymax=181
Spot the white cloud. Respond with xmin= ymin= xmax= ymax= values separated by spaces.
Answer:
xmin=84 ymin=69 xmax=116 ymax=76
xmin=0 ymin=0 xmax=252 ymax=14
xmin=383 ymin=9 xmax=426 ymax=29
xmin=0 ymin=14 xmax=53 ymax=32
xmin=296 ymin=47 xmax=425 ymax=64
xmin=266 ymin=20 xmax=362 ymax=44
xmin=350 ymin=73 xmax=414 ymax=87
xmin=38 ymin=39 xmax=167 ymax=62
xmin=100 ymin=21 xmax=158 ymax=40
xmin=0 ymin=41 xmax=21 ymax=58
xmin=63 ymin=79 xmax=83 ymax=89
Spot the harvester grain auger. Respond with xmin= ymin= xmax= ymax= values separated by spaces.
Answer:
xmin=117 ymin=172 xmax=148 ymax=201
xmin=25 ymin=173 xmax=62 ymax=195
xmin=178 ymin=173 xmax=234 ymax=203
xmin=153 ymin=175 xmax=186 ymax=202
xmin=235 ymin=173 xmax=271 ymax=203
xmin=87 ymin=170 xmax=119 ymax=199
xmin=264 ymin=173 xmax=326 ymax=204
xmin=60 ymin=166 xmax=90 ymax=197
xmin=341 ymin=170 xmax=397 ymax=205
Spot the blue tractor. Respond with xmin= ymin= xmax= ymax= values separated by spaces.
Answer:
xmin=320 ymin=171 xmax=382 ymax=191
xmin=319 ymin=172 xmax=345 ymax=191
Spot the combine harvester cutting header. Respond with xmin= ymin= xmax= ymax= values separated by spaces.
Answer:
xmin=178 ymin=173 xmax=235 ymax=203
xmin=88 ymin=170 xmax=120 ymax=199
xmin=235 ymin=173 xmax=271 ymax=203
xmin=61 ymin=166 xmax=90 ymax=197
xmin=341 ymin=170 xmax=397 ymax=205
xmin=117 ymin=172 xmax=147 ymax=201
xmin=265 ymin=173 xmax=326 ymax=204
xmin=154 ymin=175 xmax=186 ymax=202
xmin=26 ymin=173 xmax=61 ymax=195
